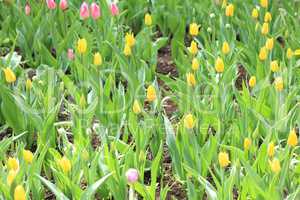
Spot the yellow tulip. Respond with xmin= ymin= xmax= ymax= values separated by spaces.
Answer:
xmin=192 ymin=58 xmax=199 ymax=71
xmin=186 ymin=73 xmax=196 ymax=87
xmin=222 ymin=41 xmax=230 ymax=55
xmin=14 ymin=185 xmax=26 ymax=200
xmin=125 ymin=32 xmax=135 ymax=47
xmin=264 ymin=12 xmax=272 ymax=22
xmin=93 ymin=52 xmax=102 ymax=66
xmin=252 ymin=8 xmax=259 ymax=19
xmin=77 ymin=38 xmax=87 ymax=54
xmin=3 ymin=68 xmax=16 ymax=83
xmin=294 ymin=49 xmax=300 ymax=56
xmin=270 ymin=60 xmax=279 ymax=72
xmin=225 ymin=4 xmax=234 ymax=17
xmin=265 ymin=38 xmax=274 ymax=50
xmin=132 ymin=100 xmax=141 ymax=114
xmin=7 ymin=157 xmax=19 ymax=171
xmin=215 ymin=57 xmax=224 ymax=73
xmin=23 ymin=150 xmax=34 ymax=164
xmin=244 ymin=138 xmax=252 ymax=150
xmin=189 ymin=23 xmax=199 ymax=36
xmin=189 ymin=41 xmax=198 ymax=55
xmin=218 ymin=151 xmax=230 ymax=168
xmin=58 ymin=156 xmax=71 ymax=173
xmin=287 ymin=48 xmax=294 ymax=59
xmin=184 ymin=114 xmax=195 ymax=129
xmin=274 ymin=77 xmax=283 ymax=92
xmin=259 ymin=46 xmax=268 ymax=61
xmin=287 ymin=129 xmax=298 ymax=147
xmin=7 ymin=170 xmax=17 ymax=186
xmin=144 ymin=13 xmax=152 ymax=26
xmin=124 ymin=44 xmax=132 ymax=57
xmin=269 ymin=158 xmax=281 ymax=173
xmin=260 ymin=0 xmax=268 ymax=8
xmin=26 ymin=79 xmax=32 ymax=91
xmin=261 ymin=22 xmax=269 ymax=35
xmin=146 ymin=85 xmax=156 ymax=102
xmin=267 ymin=142 xmax=275 ymax=157
xmin=249 ymin=76 xmax=256 ymax=88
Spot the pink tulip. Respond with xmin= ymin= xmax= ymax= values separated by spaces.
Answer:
xmin=125 ymin=168 xmax=139 ymax=184
xmin=110 ymin=3 xmax=119 ymax=16
xmin=90 ymin=2 xmax=101 ymax=20
xmin=59 ymin=0 xmax=68 ymax=10
xmin=46 ymin=0 xmax=56 ymax=10
xmin=80 ymin=2 xmax=90 ymax=20
xmin=67 ymin=49 xmax=74 ymax=60
xmin=25 ymin=3 xmax=31 ymax=16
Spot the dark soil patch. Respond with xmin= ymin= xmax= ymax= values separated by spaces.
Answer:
xmin=235 ymin=64 xmax=249 ymax=90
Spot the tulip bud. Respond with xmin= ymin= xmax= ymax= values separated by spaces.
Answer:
xmin=26 ymin=79 xmax=32 ymax=91
xmin=77 ymin=38 xmax=87 ymax=54
xmin=270 ymin=60 xmax=279 ymax=72
xmin=265 ymin=37 xmax=274 ymax=50
xmin=25 ymin=3 xmax=31 ymax=16
xmin=191 ymin=58 xmax=199 ymax=71
xmin=144 ymin=13 xmax=152 ymax=26
xmin=184 ymin=114 xmax=195 ymax=129
xmin=46 ymin=0 xmax=56 ymax=10
xmin=7 ymin=157 xmax=19 ymax=171
xmin=261 ymin=23 xmax=269 ymax=35
xmin=189 ymin=40 xmax=198 ymax=55
xmin=225 ymin=4 xmax=234 ymax=17
xmin=252 ymin=8 xmax=259 ymax=19
xmin=125 ymin=168 xmax=139 ymax=184
xmin=14 ymin=185 xmax=26 ymax=200
xmin=23 ymin=150 xmax=34 ymax=164
xmin=287 ymin=129 xmax=298 ymax=147
xmin=244 ymin=138 xmax=252 ymax=150
xmin=274 ymin=77 xmax=283 ymax=92
xmin=248 ymin=76 xmax=256 ymax=88
xmin=267 ymin=142 xmax=275 ymax=157
xmin=222 ymin=41 xmax=230 ymax=54
xmin=80 ymin=2 xmax=90 ymax=20
xmin=146 ymin=85 xmax=156 ymax=102
xmin=58 ymin=156 xmax=71 ymax=173
xmin=286 ymin=48 xmax=294 ymax=59
xmin=269 ymin=158 xmax=281 ymax=173
xmin=218 ymin=151 xmax=230 ymax=167
xmin=123 ymin=44 xmax=132 ymax=57
xmin=90 ymin=2 xmax=101 ymax=20
xmin=215 ymin=57 xmax=224 ymax=73
xmin=67 ymin=48 xmax=74 ymax=60
xmin=93 ymin=52 xmax=102 ymax=66
xmin=260 ymin=0 xmax=268 ymax=8
xmin=59 ymin=0 xmax=68 ymax=10
xmin=7 ymin=170 xmax=17 ymax=186
xmin=259 ymin=46 xmax=268 ymax=61
xmin=264 ymin=12 xmax=272 ymax=22
xmin=3 ymin=68 xmax=16 ymax=83
xmin=186 ymin=73 xmax=196 ymax=87
xmin=110 ymin=3 xmax=119 ymax=16
xmin=132 ymin=100 xmax=141 ymax=114
xmin=125 ymin=32 xmax=135 ymax=47
xmin=189 ymin=23 xmax=199 ymax=36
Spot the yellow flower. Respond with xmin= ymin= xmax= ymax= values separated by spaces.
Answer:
xmin=244 ymin=138 xmax=252 ymax=150
xmin=287 ymin=48 xmax=294 ymax=59
xmin=252 ymin=8 xmax=259 ymax=19
xmin=7 ymin=170 xmax=17 ymax=186
xmin=7 ymin=157 xmax=19 ymax=171
xmin=184 ymin=114 xmax=195 ymax=129
xmin=146 ymin=85 xmax=156 ymax=102
xmin=189 ymin=41 xmax=198 ymax=55
xmin=264 ymin=12 xmax=272 ymax=22
xmin=58 ymin=156 xmax=71 ymax=173
xmin=287 ymin=129 xmax=298 ymax=147
xmin=270 ymin=60 xmax=279 ymax=72
xmin=260 ymin=0 xmax=268 ymax=8
xmin=222 ymin=41 xmax=230 ymax=55
xmin=261 ymin=23 xmax=269 ymax=35
xmin=274 ymin=77 xmax=283 ymax=92
xmin=294 ymin=49 xmax=300 ymax=56
xmin=267 ymin=142 xmax=275 ymax=157
xmin=249 ymin=76 xmax=256 ymax=88
xmin=269 ymin=158 xmax=281 ymax=173
xmin=186 ymin=73 xmax=196 ymax=87
xmin=26 ymin=79 xmax=32 ymax=91
xmin=144 ymin=13 xmax=152 ymax=26
xmin=14 ymin=185 xmax=26 ymax=200
xmin=3 ymin=68 xmax=16 ymax=83
xmin=132 ymin=100 xmax=141 ymax=114
xmin=225 ymin=4 xmax=234 ymax=17
xmin=125 ymin=32 xmax=135 ymax=47
xmin=189 ymin=23 xmax=199 ymax=36
xmin=265 ymin=38 xmax=274 ymax=50
xmin=215 ymin=57 xmax=224 ymax=73
xmin=23 ymin=150 xmax=34 ymax=164
xmin=124 ymin=44 xmax=132 ymax=57
xmin=93 ymin=52 xmax=102 ymax=66
xmin=218 ymin=151 xmax=230 ymax=168
xmin=77 ymin=38 xmax=87 ymax=54
xmin=192 ymin=58 xmax=199 ymax=71
xmin=259 ymin=46 xmax=268 ymax=61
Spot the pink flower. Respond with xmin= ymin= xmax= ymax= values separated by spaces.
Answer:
xmin=90 ymin=2 xmax=101 ymax=20
xmin=25 ymin=3 xmax=31 ymax=16
xmin=46 ymin=0 xmax=56 ymax=10
xmin=80 ymin=2 xmax=90 ymax=20
xmin=110 ymin=3 xmax=119 ymax=16
xmin=59 ymin=0 xmax=68 ymax=11
xmin=125 ymin=168 xmax=139 ymax=184
xmin=67 ymin=49 xmax=74 ymax=60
